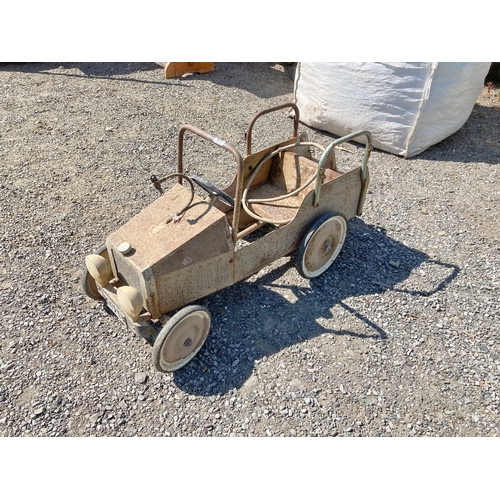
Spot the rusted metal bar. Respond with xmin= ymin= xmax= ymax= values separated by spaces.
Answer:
xmin=236 ymin=220 xmax=266 ymax=240
xmin=314 ymin=130 xmax=372 ymax=209
xmin=176 ymin=124 xmax=244 ymax=242
xmin=245 ymin=103 xmax=299 ymax=156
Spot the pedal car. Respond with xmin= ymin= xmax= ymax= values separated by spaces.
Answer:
xmin=82 ymin=103 xmax=372 ymax=372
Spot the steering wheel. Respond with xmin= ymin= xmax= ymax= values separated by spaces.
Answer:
xmin=190 ymin=175 xmax=235 ymax=207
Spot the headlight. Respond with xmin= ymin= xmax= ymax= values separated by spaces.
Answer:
xmin=117 ymin=286 xmax=143 ymax=322
xmin=85 ymin=254 xmax=112 ymax=287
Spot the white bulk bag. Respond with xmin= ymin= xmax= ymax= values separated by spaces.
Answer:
xmin=293 ymin=62 xmax=491 ymax=157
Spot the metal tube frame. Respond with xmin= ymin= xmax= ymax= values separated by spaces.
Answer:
xmin=315 ymin=130 xmax=372 ymax=215
xmin=245 ymin=103 xmax=299 ymax=156
xmin=177 ymin=124 xmax=244 ymax=243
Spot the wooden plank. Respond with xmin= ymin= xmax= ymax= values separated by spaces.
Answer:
xmin=159 ymin=62 xmax=215 ymax=79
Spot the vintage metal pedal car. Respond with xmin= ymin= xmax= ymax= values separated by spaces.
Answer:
xmin=82 ymin=103 xmax=372 ymax=372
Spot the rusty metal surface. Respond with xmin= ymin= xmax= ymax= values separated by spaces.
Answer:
xmin=151 ymin=167 xmax=360 ymax=313
xmin=106 ymin=147 xmax=363 ymax=319
xmin=103 ymin=115 xmax=368 ymax=322
xmin=214 ymin=137 xmax=298 ymax=231
xmin=269 ymin=152 xmax=339 ymax=192
xmin=107 ymin=183 xmax=233 ymax=318
xmin=150 ymin=173 xmax=195 ymax=219
xmin=123 ymin=167 xmax=359 ymax=317
xmin=248 ymin=183 xmax=302 ymax=222
xmin=233 ymin=167 xmax=362 ymax=282
xmin=155 ymin=251 xmax=234 ymax=314
xmin=109 ymin=184 xmax=232 ymax=269
xmin=247 ymin=152 xmax=340 ymax=222
xmin=176 ymin=124 xmax=244 ymax=242
xmin=109 ymin=248 xmax=146 ymax=304
xmin=315 ymin=130 xmax=372 ymax=213
xmin=241 ymin=139 xmax=299 ymax=189
xmin=245 ymin=103 xmax=299 ymax=156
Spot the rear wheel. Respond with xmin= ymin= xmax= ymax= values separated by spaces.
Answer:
xmin=296 ymin=212 xmax=347 ymax=279
xmin=81 ymin=244 xmax=108 ymax=300
xmin=152 ymin=305 xmax=211 ymax=373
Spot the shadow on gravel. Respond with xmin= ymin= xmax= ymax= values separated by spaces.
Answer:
xmin=0 ymin=62 xmax=296 ymax=96
xmin=0 ymin=62 xmax=189 ymax=87
xmin=197 ymin=62 xmax=297 ymax=99
xmin=172 ymin=218 xmax=460 ymax=396
xmin=411 ymin=104 xmax=500 ymax=165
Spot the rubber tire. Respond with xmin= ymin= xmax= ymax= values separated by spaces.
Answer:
xmin=190 ymin=175 xmax=234 ymax=207
xmin=81 ymin=244 xmax=108 ymax=301
xmin=152 ymin=305 xmax=211 ymax=373
xmin=296 ymin=212 xmax=347 ymax=279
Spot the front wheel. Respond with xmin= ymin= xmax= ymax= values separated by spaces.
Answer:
xmin=152 ymin=305 xmax=211 ymax=373
xmin=296 ymin=212 xmax=347 ymax=279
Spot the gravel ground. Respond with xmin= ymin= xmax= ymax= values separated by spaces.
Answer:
xmin=0 ymin=62 xmax=499 ymax=437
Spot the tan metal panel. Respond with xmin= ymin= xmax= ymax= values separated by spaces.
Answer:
xmin=154 ymin=250 xmax=235 ymax=314
xmin=233 ymin=167 xmax=362 ymax=282
xmin=107 ymin=183 xmax=233 ymax=318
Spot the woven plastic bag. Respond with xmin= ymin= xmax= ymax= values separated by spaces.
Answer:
xmin=294 ymin=62 xmax=490 ymax=157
